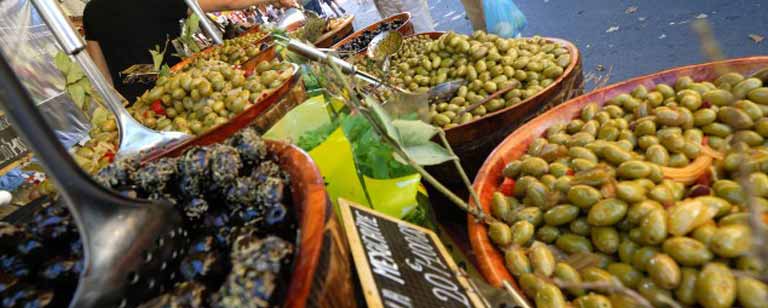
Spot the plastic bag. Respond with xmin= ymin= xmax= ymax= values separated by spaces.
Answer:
xmin=483 ymin=0 xmax=527 ymax=38
xmin=264 ymin=96 xmax=428 ymax=224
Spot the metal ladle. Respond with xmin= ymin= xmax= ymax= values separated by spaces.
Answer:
xmin=0 ymin=40 xmax=185 ymax=308
xmin=367 ymin=31 xmax=403 ymax=76
xmin=282 ymin=38 xmax=465 ymax=120
xmin=32 ymin=0 xmax=190 ymax=159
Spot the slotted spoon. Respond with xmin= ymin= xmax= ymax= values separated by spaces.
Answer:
xmin=32 ymin=0 xmax=190 ymax=159
xmin=0 ymin=39 xmax=186 ymax=308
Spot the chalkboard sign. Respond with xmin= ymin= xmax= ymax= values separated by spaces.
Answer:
xmin=339 ymin=199 xmax=489 ymax=308
xmin=0 ymin=113 xmax=31 ymax=175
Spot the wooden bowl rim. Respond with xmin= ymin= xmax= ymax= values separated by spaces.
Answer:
xmin=266 ymin=140 xmax=329 ymax=308
xmin=467 ymin=56 xmax=768 ymax=293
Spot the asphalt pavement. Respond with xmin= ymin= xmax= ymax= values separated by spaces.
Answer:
xmin=333 ymin=0 xmax=767 ymax=88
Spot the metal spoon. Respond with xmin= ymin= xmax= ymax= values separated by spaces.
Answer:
xmin=0 ymin=43 xmax=185 ymax=308
xmin=32 ymin=0 xmax=190 ymax=159
xmin=367 ymin=31 xmax=403 ymax=74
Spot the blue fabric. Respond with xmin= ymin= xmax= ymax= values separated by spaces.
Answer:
xmin=0 ymin=169 xmax=28 ymax=191
xmin=483 ymin=0 xmax=527 ymax=38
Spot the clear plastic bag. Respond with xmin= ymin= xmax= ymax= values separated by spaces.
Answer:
xmin=483 ymin=0 xmax=527 ymax=38
xmin=373 ymin=0 xmax=435 ymax=32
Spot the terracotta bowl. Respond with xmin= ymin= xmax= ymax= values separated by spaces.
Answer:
xmin=467 ymin=56 xmax=768 ymax=299
xmin=330 ymin=12 xmax=414 ymax=53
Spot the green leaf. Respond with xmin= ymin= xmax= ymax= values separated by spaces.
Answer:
xmin=66 ymin=67 xmax=85 ymax=84
xmin=401 ymin=142 xmax=456 ymax=166
xmin=67 ymin=84 xmax=86 ymax=109
xmin=393 ymin=119 xmax=439 ymax=146
xmin=53 ymin=52 xmax=71 ymax=75
xmin=159 ymin=64 xmax=172 ymax=78
xmin=149 ymin=39 xmax=170 ymax=71
xmin=364 ymin=95 xmax=400 ymax=144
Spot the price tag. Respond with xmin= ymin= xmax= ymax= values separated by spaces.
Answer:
xmin=0 ymin=113 xmax=31 ymax=175
xmin=339 ymin=199 xmax=489 ymax=308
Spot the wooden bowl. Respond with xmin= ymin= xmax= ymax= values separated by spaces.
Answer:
xmin=143 ymin=63 xmax=302 ymax=161
xmin=441 ymin=37 xmax=582 ymax=181
xmin=146 ymin=138 xmax=353 ymax=308
xmin=330 ymin=12 xmax=414 ymax=53
xmin=313 ymin=15 xmax=356 ymax=48
xmin=467 ymin=56 xmax=768 ymax=296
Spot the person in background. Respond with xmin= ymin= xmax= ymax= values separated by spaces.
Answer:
xmin=302 ymin=0 xmax=324 ymax=15
xmin=459 ymin=0 xmax=485 ymax=31
xmin=83 ymin=0 xmax=297 ymax=102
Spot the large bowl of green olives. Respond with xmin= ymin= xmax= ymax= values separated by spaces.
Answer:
xmin=468 ymin=57 xmax=768 ymax=307
xmin=134 ymin=61 xmax=302 ymax=160
xmin=353 ymin=31 xmax=582 ymax=180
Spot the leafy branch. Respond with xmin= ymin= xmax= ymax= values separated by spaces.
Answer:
xmin=53 ymin=52 xmax=105 ymax=118
xmin=321 ymin=54 xmax=493 ymax=224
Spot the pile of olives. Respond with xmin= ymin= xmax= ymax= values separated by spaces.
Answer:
xmin=487 ymin=70 xmax=768 ymax=307
xmin=361 ymin=31 xmax=572 ymax=128
xmin=130 ymin=59 xmax=294 ymax=135
xmin=196 ymin=32 xmax=268 ymax=66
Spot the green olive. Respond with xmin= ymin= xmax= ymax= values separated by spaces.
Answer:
xmin=554 ymin=262 xmax=585 ymax=297
xmin=696 ymin=262 xmax=736 ymax=308
xmin=631 ymin=246 xmax=659 ymax=271
xmin=662 ymin=237 xmax=713 ymax=266
xmin=615 ymin=181 xmax=647 ymax=203
xmin=616 ymin=160 xmax=651 ymax=179
xmin=637 ymin=208 xmax=668 ymax=245
xmin=718 ymin=106 xmax=754 ymax=129
xmin=676 ymin=267 xmax=699 ymax=306
xmin=710 ymin=224 xmax=752 ymax=258
xmin=606 ymin=262 xmax=642 ymax=289
xmin=591 ymin=227 xmax=620 ymax=254
xmin=618 ymin=238 xmax=639 ymax=264
xmin=536 ymin=225 xmax=561 ymax=243
xmin=521 ymin=157 xmax=549 ymax=176
xmin=535 ymin=283 xmax=567 ymax=308
xmin=489 ymin=222 xmax=513 ymax=245
xmin=733 ymin=77 xmax=763 ymax=99
xmin=502 ymin=160 xmax=522 ymax=178
xmin=510 ymin=220 xmax=535 ymax=245
xmin=513 ymin=207 xmax=544 ymax=227
xmin=747 ymin=87 xmax=768 ymax=104
xmin=528 ymin=242 xmax=556 ymax=277
xmin=647 ymin=253 xmax=682 ymax=289
xmin=588 ymin=198 xmax=628 ymax=226
xmin=505 ymin=246 xmax=532 ymax=276
xmin=543 ymin=204 xmax=580 ymax=226
xmin=637 ymin=278 xmax=675 ymax=307
xmin=556 ymin=233 xmax=594 ymax=254
xmin=737 ymin=276 xmax=768 ymax=308
xmin=569 ymin=217 xmax=591 ymax=236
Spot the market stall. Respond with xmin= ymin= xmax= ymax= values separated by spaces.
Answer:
xmin=0 ymin=0 xmax=766 ymax=307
